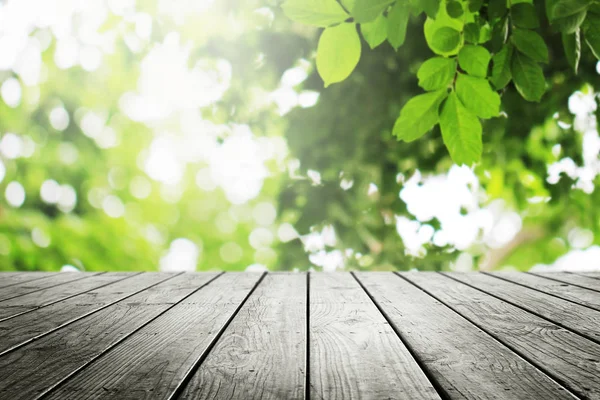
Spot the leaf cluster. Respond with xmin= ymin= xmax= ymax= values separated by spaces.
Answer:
xmin=282 ymin=0 xmax=600 ymax=165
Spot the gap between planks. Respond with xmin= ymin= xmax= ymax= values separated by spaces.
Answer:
xmin=355 ymin=272 xmax=578 ymax=399
xmin=0 ymin=272 xmax=186 ymax=357
xmin=2 ymin=272 xmax=597 ymax=399
xmin=402 ymin=272 xmax=594 ymax=399
xmin=447 ymin=272 xmax=600 ymax=347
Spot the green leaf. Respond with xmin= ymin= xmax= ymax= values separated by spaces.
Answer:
xmin=447 ymin=1 xmax=464 ymax=17
xmin=469 ymin=0 xmax=484 ymax=12
xmin=545 ymin=0 xmax=558 ymax=19
xmin=511 ymin=51 xmax=546 ymax=101
xmin=351 ymin=0 xmax=395 ymax=23
xmin=583 ymin=14 xmax=600 ymax=58
xmin=479 ymin=23 xmax=493 ymax=44
xmin=458 ymin=45 xmax=491 ymax=77
xmin=316 ymin=24 xmax=362 ymax=87
xmin=464 ymin=23 xmax=480 ymax=43
xmin=562 ymin=30 xmax=581 ymax=72
xmin=488 ymin=0 xmax=508 ymax=20
xmin=550 ymin=0 xmax=592 ymax=20
xmin=431 ymin=27 xmax=462 ymax=52
xmin=455 ymin=74 xmax=501 ymax=118
xmin=409 ymin=0 xmax=425 ymax=14
xmin=490 ymin=44 xmax=513 ymax=89
xmin=552 ymin=10 xmax=587 ymax=33
xmin=361 ymin=14 xmax=388 ymax=49
xmin=393 ymin=90 xmax=448 ymax=142
xmin=417 ymin=57 xmax=457 ymax=90
xmin=281 ymin=0 xmax=349 ymax=27
xmin=490 ymin=17 xmax=509 ymax=52
xmin=511 ymin=28 xmax=549 ymax=63
xmin=440 ymin=92 xmax=482 ymax=165
xmin=511 ymin=3 xmax=539 ymax=28
xmin=590 ymin=3 xmax=600 ymax=13
xmin=387 ymin=2 xmax=410 ymax=49
xmin=420 ymin=0 xmax=442 ymax=17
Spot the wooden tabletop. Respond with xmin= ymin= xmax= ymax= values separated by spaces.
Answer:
xmin=0 ymin=271 xmax=599 ymax=399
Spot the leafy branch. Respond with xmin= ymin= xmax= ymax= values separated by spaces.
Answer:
xmin=281 ymin=0 xmax=600 ymax=166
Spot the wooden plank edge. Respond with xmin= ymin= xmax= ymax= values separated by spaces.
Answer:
xmin=160 ymin=272 xmax=268 ymax=400
xmin=482 ymin=272 xmax=600 ymax=314
xmin=526 ymin=272 xmax=600 ymax=294
xmin=351 ymin=272 xmax=447 ymax=400
xmin=0 ymin=273 xmax=58 ymax=290
xmin=443 ymin=272 xmax=600 ymax=348
xmin=571 ymin=272 xmax=600 ymax=281
xmin=0 ymin=272 xmax=105 ymax=303
xmin=0 ymin=272 xmax=144 ymax=323
xmin=406 ymin=273 xmax=582 ymax=400
xmin=0 ymin=272 xmax=187 ymax=358
xmin=36 ymin=271 xmax=228 ymax=399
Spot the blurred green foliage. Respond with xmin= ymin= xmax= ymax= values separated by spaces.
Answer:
xmin=0 ymin=0 xmax=599 ymax=272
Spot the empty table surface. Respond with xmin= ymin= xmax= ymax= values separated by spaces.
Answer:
xmin=0 ymin=271 xmax=599 ymax=399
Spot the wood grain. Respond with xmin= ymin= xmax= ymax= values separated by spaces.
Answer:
xmin=448 ymin=272 xmax=600 ymax=343
xmin=530 ymin=272 xmax=600 ymax=292
xmin=0 ymin=272 xmax=177 ymax=355
xmin=489 ymin=271 xmax=600 ymax=311
xmin=0 ymin=272 xmax=99 ymax=302
xmin=0 ymin=272 xmax=134 ymax=321
xmin=573 ymin=272 xmax=600 ymax=280
xmin=310 ymin=273 xmax=440 ymax=400
xmin=0 ymin=272 xmax=219 ymax=400
xmin=355 ymin=272 xmax=574 ymax=399
xmin=404 ymin=272 xmax=600 ymax=399
xmin=44 ymin=273 xmax=261 ymax=400
xmin=180 ymin=272 xmax=307 ymax=399
xmin=0 ymin=272 xmax=55 ymax=289
xmin=1 ymin=271 xmax=598 ymax=399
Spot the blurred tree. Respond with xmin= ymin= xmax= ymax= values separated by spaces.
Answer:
xmin=276 ymin=0 xmax=600 ymax=271
xmin=0 ymin=0 xmax=598 ymax=273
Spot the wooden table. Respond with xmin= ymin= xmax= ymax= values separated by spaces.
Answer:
xmin=0 ymin=271 xmax=599 ymax=399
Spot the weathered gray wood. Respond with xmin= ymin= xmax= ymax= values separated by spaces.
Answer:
xmin=180 ymin=273 xmax=307 ymax=399
xmin=0 ymin=272 xmax=177 ymax=355
xmin=0 ymin=272 xmax=98 ymax=302
xmin=489 ymin=271 xmax=600 ymax=311
xmin=0 ymin=272 xmax=135 ymax=321
xmin=44 ymin=273 xmax=262 ymax=400
xmin=530 ymin=272 xmax=600 ymax=292
xmin=572 ymin=271 xmax=600 ymax=280
xmin=355 ymin=272 xmax=574 ymax=399
xmin=0 ymin=272 xmax=220 ymax=400
xmin=0 ymin=272 xmax=25 ymax=277
xmin=310 ymin=273 xmax=440 ymax=400
xmin=448 ymin=272 xmax=600 ymax=343
xmin=404 ymin=272 xmax=600 ymax=399
xmin=0 ymin=272 xmax=55 ymax=289
xmin=1 ymin=271 xmax=598 ymax=399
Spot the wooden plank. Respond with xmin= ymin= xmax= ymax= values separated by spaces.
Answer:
xmin=179 ymin=272 xmax=307 ymax=399
xmin=43 ymin=273 xmax=262 ymax=400
xmin=0 ymin=272 xmax=178 ymax=355
xmin=309 ymin=273 xmax=439 ymax=400
xmin=573 ymin=271 xmax=600 ymax=280
xmin=0 ymin=272 xmax=136 ymax=321
xmin=0 ymin=272 xmax=99 ymax=302
xmin=447 ymin=272 xmax=600 ymax=344
xmin=404 ymin=272 xmax=600 ymax=399
xmin=0 ymin=272 xmax=55 ymax=289
xmin=489 ymin=272 xmax=600 ymax=312
xmin=0 ymin=272 xmax=220 ymax=400
xmin=530 ymin=272 xmax=600 ymax=292
xmin=355 ymin=272 xmax=574 ymax=399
